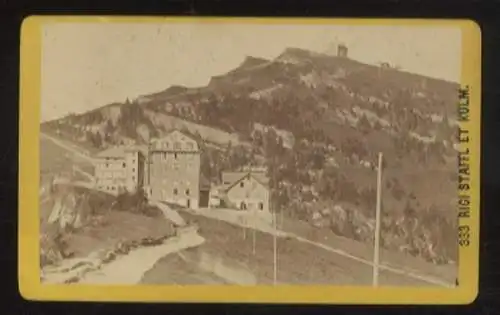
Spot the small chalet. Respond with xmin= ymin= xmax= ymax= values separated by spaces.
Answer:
xmin=221 ymin=169 xmax=270 ymax=213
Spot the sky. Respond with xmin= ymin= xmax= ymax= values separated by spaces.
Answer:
xmin=41 ymin=21 xmax=462 ymax=122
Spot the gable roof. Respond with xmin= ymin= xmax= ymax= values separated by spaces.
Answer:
xmin=222 ymin=171 xmax=248 ymax=185
xmin=222 ymin=171 xmax=269 ymax=192
xmin=152 ymin=129 xmax=199 ymax=145
xmin=150 ymin=129 xmax=200 ymax=152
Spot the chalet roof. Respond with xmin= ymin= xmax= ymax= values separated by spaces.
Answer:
xmin=221 ymin=171 xmax=269 ymax=191
xmin=222 ymin=172 xmax=248 ymax=185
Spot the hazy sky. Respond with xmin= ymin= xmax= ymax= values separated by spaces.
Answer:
xmin=41 ymin=22 xmax=462 ymax=122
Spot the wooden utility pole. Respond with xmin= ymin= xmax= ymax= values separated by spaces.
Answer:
xmin=280 ymin=208 xmax=284 ymax=229
xmin=252 ymin=211 xmax=256 ymax=255
xmin=273 ymin=208 xmax=277 ymax=285
xmin=373 ymin=152 xmax=383 ymax=287
xmin=242 ymin=216 xmax=247 ymax=240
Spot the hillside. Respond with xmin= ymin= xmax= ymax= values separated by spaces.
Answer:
xmin=41 ymin=47 xmax=460 ymax=265
xmin=143 ymin=211 xmax=456 ymax=286
xmin=40 ymin=182 xmax=172 ymax=268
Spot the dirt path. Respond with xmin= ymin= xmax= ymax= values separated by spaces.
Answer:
xmin=78 ymin=231 xmax=205 ymax=285
xmin=72 ymin=165 xmax=95 ymax=182
xmin=149 ymin=201 xmax=187 ymax=227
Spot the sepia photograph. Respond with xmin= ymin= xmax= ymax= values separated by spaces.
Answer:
xmin=37 ymin=20 xmax=462 ymax=287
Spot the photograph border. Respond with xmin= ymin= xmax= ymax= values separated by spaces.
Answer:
xmin=18 ymin=15 xmax=481 ymax=304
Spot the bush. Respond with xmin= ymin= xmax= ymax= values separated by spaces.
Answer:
xmin=112 ymin=189 xmax=159 ymax=217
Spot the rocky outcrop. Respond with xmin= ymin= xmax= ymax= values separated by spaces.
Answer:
xmin=46 ymin=184 xmax=93 ymax=231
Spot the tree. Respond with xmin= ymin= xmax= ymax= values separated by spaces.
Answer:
xmin=93 ymin=132 xmax=103 ymax=148
xmin=311 ymin=149 xmax=326 ymax=170
xmin=104 ymin=120 xmax=114 ymax=143
xmin=403 ymin=200 xmax=417 ymax=218
xmin=357 ymin=115 xmax=371 ymax=134
xmin=318 ymin=168 xmax=339 ymax=200
xmin=114 ymin=189 xmax=149 ymax=215
xmin=390 ymin=178 xmax=405 ymax=201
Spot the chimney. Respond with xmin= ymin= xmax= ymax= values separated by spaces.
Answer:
xmin=337 ymin=44 xmax=348 ymax=58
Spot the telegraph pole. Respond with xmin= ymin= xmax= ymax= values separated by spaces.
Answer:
xmin=273 ymin=207 xmax=277 ymax=285
xmin=373 ymin=152 xmax=383 ymax=287
xmin=280 ymin=207 xmax=283 ymax=229
xmin=252 ymin=210 xmax=256 ymax=255
xmin=242 ymin=215 xmax=247 ymax=240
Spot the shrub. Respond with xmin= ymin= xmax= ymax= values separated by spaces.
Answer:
xmin=113 ymin=189 xmax=158 ymax=216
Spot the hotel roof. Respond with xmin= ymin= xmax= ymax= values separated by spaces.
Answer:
xmin=95 ymin=145 xmax=148 ymax=158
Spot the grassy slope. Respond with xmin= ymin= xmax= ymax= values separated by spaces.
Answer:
xmin=40 ymin=136 xmax=94 ymax=179
xmin=278 ymin=215 xmax=457 ymax=283
xmin=143 ymin=212 xmax=454 ymax=286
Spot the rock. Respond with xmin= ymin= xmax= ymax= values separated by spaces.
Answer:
xmin=140 ymin=237 xmax=153 ymax=246
xmin=70 ymin=260 xmax=92 ymax=271
xmin=102 ymin=251 xmax=116 ymax=264
xmin=65 ymin=276 xmax=80 ymax=284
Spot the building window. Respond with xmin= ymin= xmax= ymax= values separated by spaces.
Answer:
xmin=173 ymin=188 xmax=178 ymax=195
xmin=259 ymin=202 xmax=264 ymax=210
xmin=240 ymin=202 xmax=247 ymax=210
xmin=186 ymin=189 xmax=190 ymax=196
xmin=132 ymin=168 xmax=135 ymax=172
xmin=240 ymin=182 xmax=244 ymax=188
xmin=122 ymin=162 xmax=126 ymax=168
xmin=106 ymin=163 xmax=109 ymax=168
xmin=174 ymin=153 xmax=178 ymax=160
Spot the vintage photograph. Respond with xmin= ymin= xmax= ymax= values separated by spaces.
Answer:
xmin=39 ymin=21 xmax=461 ymax=287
